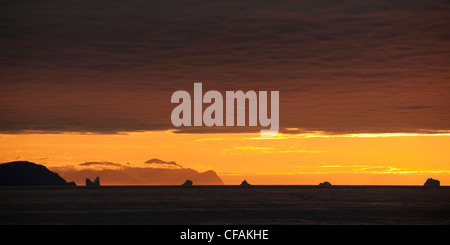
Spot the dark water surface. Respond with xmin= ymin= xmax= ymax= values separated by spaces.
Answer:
xmin=0 ymin=186 xmax=449 ymax=225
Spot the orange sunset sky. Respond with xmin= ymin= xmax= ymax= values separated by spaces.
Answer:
xmin=1 ymin=1 xmax=449 ymax=185
xmin=2 ymin=130 xmax=450 ymax=185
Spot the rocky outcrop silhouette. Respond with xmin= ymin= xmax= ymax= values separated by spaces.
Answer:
xmin=319 ymin=181 xmax=332 ymax=186
xmin=181 ymin=179 xmax=193 ymax=186
xmin=240 ymin=180 xmax=251 ymax=186
xmin=424 ymin=178 xmax=440 ymax=187
xmin=86 ymin=176 xmax=100 ymax=186
xmin=0 ymin=161 xmax=72 ymax=186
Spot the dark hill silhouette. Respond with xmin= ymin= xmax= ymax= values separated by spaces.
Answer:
xmin=0 ymin=161 xmax=71 ymax=186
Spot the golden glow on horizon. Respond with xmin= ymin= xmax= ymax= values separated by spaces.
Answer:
xmin=239 ymin=131 xmax=450 ymax=140
xmin=1 ymin=130 xmax=449 ymax=185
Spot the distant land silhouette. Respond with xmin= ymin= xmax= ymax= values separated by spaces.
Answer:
xmin=59 ymin=164 xmax=224 ymax=185
xmin=0 ymin=161 xmax=73 ymax=186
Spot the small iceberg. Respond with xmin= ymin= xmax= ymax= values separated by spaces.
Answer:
xmin=240 ymin=180 xmax=251 ymax=186
xmin=181 ymin=179 xmax=193 ymax=186
xmin=424 ymin=178 xmax=440 ymax=187
xmin=86 ymin=177 xmax=100 ymax=187
xmin=318 ymin=181 xmax=332 ymax=186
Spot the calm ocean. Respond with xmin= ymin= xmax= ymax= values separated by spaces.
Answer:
xmin=0 ymin=186 xmax=449 ymax=225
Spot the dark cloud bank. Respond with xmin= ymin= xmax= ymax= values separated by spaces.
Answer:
xmin=1 ymin=0 xmax=449 ymax=134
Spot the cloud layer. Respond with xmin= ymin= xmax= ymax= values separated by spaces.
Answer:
xmin=1 ymin=0 xmax=449 ymax=134
xmin=144 ymin=158 xmax=183 ymax=168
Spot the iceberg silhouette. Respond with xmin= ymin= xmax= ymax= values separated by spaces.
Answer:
xmin=319 ymin=181 xmax=332 ymax=186
xmin=240 ymin=180 xmax=251 ymax=186
xmin=86 ymin=176 xmax=100 ymax=186
xmin=424 ymin=178 xmax=440 ymax=187
xmin=181 ymin=179 xmax=193 ymax=186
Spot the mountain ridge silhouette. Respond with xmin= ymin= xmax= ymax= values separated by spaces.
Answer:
xmin=59 ymin=165 xmax=224 ymax=186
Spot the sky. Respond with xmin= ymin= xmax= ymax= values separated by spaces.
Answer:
xmin=1 ymin=0 xmax=449 ymax=185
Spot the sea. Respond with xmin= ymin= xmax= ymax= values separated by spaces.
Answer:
xmin=0 ymin=185 xmax=449 ymax=225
